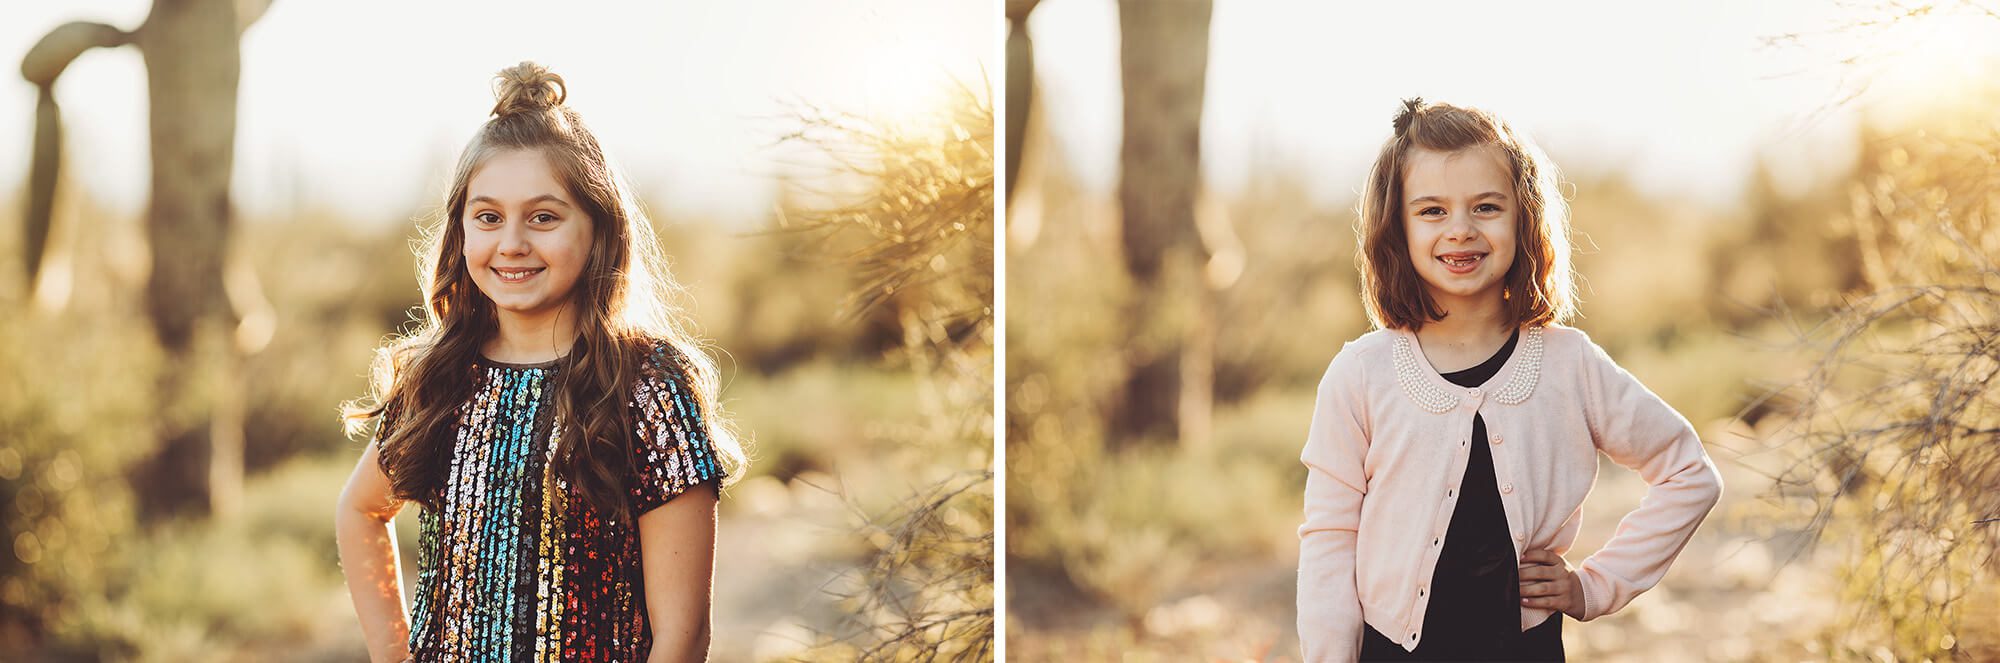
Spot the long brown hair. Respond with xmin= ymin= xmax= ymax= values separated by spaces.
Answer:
xmin=342 ymin=61 xmax=744 ymax=523
xmin=1355 ymin=98 xmax=1577 ymax=331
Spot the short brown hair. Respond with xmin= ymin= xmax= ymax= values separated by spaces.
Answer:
xmin=1355 ymin=98 xmax=1576 ymax=331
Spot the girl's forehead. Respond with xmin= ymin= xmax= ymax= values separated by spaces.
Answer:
xmin=468 ymin=149 xmax=574 ymax=201
xmin=1403 ymin=145 xmax=1511 ymax=195
xmin=1406 ymin=143 xmax=1508 ymax=170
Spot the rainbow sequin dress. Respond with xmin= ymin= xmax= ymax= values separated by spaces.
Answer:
xmin=378 ymin=341 xmax=724 ymax=661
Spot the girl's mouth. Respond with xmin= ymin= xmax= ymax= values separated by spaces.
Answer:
xmin=493 ymin=267 xmax=545 ymax=284
xmin=1437 ymin=253 xmax=1484 ymax=274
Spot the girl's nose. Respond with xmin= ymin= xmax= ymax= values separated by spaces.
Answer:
xmin=497 ymin=221 xmax=531 ymax=255
xmin=1444 ymin=213 xmax=1478 ymax=241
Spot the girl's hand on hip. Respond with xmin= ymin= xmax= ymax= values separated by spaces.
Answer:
xmin=1517 ymin=549 xmax=1585 ymax=619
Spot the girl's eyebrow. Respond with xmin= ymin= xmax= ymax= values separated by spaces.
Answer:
xmin=468 ymin=193 xmax=574 ymax=209
xmin=1405 ymin=191 xmax=1510 ymax=206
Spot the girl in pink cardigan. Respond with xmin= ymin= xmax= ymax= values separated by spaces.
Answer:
xmin=1296 ymin=99 xmax=1723 ymax=662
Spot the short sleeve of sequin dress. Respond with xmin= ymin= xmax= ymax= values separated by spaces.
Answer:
xmin=628 ymin=340 xmax=727 ymax=515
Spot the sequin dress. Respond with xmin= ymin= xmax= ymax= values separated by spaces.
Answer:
xmin=376 ymin=340 xmax=725 ymax=662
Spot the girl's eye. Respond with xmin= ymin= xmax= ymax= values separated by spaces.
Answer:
xmin=474 ymin=212 xmax=501 ymax=224
xmin=531 ymin=213 xmax=558 ymax=225
xmin=1418 ymin=206 xmax=1445 ymax=217
xmin=1476 ymin=203 xmax=1502 ymax=214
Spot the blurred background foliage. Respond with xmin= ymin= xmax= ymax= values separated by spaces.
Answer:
xmin=0 ymin=10 xmax=993 ymax=663
xmin=1005 ymin=2 xmax=1998 ymax=661
xmin=779 ymin=89 xmax=995 ymax=661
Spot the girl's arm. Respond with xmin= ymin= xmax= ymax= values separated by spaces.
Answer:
xmin=1571 ymin=335 xmax=1724 ymax=621
xmin=629 ymin=348 xmax=726 ymax=663
xmin=1297 ymin=351 xmax=1370 ymax=663
xmin=639 ymin=483 xmax=719 ymax=663
xmin=334 ymin=441 xmax=414 ymax=663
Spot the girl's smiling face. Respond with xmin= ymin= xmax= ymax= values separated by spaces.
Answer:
xmin=1402 ymin=144 xmax=1518 ymax=309
xmin=462 ymin=148 xmax=594 ymax=319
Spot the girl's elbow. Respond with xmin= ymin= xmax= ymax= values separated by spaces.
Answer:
xmin=1672 ymin=460 xmax=1723 ymax=514
xmin=335 ymin=492 xmax=397 ymax=528
xmin=1701 ymin=462 xmax=1724 ymax=507
xmin=333 ymin=504 xmax=369 ymax=545
xmin=650 ymin=622 xmax=712 ymax=663
xmin=333 ymin=494 xmax=362 ymax=530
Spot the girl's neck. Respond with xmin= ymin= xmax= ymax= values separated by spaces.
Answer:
xmin=1414 ymin=290 xmax=1514 ymax=368
xmin=485 ymin=306 xmax=579 ymax=364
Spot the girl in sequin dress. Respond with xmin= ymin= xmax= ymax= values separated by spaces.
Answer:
xmin=1294 ymin=100 xmax=1723 ymax=662
xmin=334 ymin=62 xmax=746 ymax=663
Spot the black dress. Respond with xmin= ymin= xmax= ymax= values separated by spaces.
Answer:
xmin=1359 ymin=329 xmax=1565 ymax=662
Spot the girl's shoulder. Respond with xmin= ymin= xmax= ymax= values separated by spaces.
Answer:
xmin=1531 ymin=324 xmax=1644 ymax=383
xmin=630 ymin=335 xmax=698 ymax=384
xmin=1534 ymin=323 xmax=1606 ymax=362
xmin=632 ymin=334 xmax=674 ymax=366
xmin=1536 ymin=323 xmax=1589 ymax=344
xmin=1348 ymin=327 xmax=1399 ymax=348
xmin=1320 ymin=327 xmax=1397 ymax=380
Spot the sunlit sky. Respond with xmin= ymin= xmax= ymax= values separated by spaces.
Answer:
xmin=6 ymin=1 xmax=1996 ymax=228
xmin=1026 ymin=0 xmax=2000 ymax=206
xmin=0 ymin=0 xmax=992 ymax=226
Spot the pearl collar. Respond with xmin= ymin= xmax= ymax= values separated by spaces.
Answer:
xmin=1392 ymin=326 xmax=1544 ymax=414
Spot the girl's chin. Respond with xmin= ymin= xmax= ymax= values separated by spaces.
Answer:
xmin=485 ymin=296 xmax=556 ymax=315
xmin=1423 ymin=278 xmax=1505 ymax=300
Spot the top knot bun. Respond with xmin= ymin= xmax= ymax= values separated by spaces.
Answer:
xmin=1392 ymin=97 xmax=1425 ymax=136
xmin=491 ymin=61 xmax=566 ymax=117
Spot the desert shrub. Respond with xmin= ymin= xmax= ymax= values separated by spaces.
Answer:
xmin=1770 ymin=90 xmax=2000 ymax=660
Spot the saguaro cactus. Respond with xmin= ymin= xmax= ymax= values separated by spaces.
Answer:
xmin=19 ymin=0 xmax=272 ymax=518
xmin=1005 ymin=0 xmax=1038 ymax=205
xmin=1112 ymin=0 xmax=1213 ymax=446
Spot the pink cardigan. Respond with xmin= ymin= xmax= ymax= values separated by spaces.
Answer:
xmin=1296 ymin=324 xmax=1722 ymax=662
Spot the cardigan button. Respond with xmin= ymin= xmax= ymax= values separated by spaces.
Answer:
xmin=1491 ymin=434 xmax=1503 ymax=444
xmin=1467 ymin=388 xmax=1482 ymax=398
xmin=1501 ymin=483 xmax=1514 ymax=494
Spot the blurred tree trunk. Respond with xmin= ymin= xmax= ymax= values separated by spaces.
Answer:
xmin=1005 ymin=0 xmax=1038 ymax=206
xmin=1112 ymin=0 xmax=1211 ymax=447
xmin=136 ymin=0 xmax=239 ymax=357
xmin=19 ymin=0 xmax=271 ymax=520
xmin=139 ymin=0 xmax=250 ymax=520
